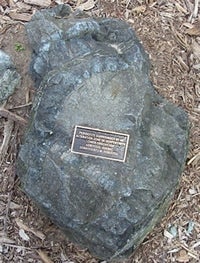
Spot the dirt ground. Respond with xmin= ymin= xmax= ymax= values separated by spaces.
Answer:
xmin=0 ymin=1 xmax=199 ymax=262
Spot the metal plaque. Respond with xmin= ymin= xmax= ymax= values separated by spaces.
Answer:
xmin=71 ymin=126 xmax=129 ymax=162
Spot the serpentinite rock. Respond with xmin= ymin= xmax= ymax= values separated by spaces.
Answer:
xmin=0 ymin=50 xmax=20 ymax=102
xmin=17 ymin=5 xmax=189 ymax=261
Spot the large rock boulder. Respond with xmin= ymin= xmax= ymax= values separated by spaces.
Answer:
xmin=17 ymin=5 xmax=189 ymax=261
xmin=0 ymin=50 xmax=20 ymax=103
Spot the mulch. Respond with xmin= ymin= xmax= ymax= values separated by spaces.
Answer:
xmin=0 ymin=1 xmax=200 ymax=262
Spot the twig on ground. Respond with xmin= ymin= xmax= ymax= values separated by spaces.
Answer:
xmin=3 ymin=190 xmax=13 ymax=236
xmin=187 ymin=152 xmax=200 ymax=165
xmin=0 ymin=120 xmax=14 ymax=164
xmin=15 ymin=218 xmax=45 ymax=240
xmin=0 ymin=107 xmax=27 ymax=125
xmin=0 ymin=243 xmax=32 ymax=250
xmin=9 ymin=102 xmax=32 ymax=110
xmin=188 ymin=0 xmax=199 ymax=22
xmin=193 ymin=0 xmax=199 ymax=18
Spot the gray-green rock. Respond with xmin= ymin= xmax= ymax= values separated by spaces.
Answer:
xmin=0 ymin=50 xmax=20 ymax=103
xmin=17 ymin=5 xmax=189 ymax=261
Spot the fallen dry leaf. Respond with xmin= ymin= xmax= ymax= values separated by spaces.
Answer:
xmin=19 ymin=229 xmax=30 ymax=241
xmin=77 ymin=0 xmax=95 ymax=11
xmin=192 ymin=40 xmax=200 ymax=60
xmin=16 ymin=2 xmax=32 ymax=12
xmin=9 ymin=201 xmax=21 ymax=210
xmin=37 ymin=250 xmax=54 ymax=263
xmin=185 ymin=23 xmax=200 ymax=36
xmin=55 ymin=0 xmax=65 ymax=4
xmin=9 ymin=11 xmax=32 ymax=22
xmin=15 ymin=219 xmax=45 ymax=240
xmin=24 ymin=0 xmax=51 ymax=8
xmin=176 ymin=249 xmax=190 ymax=262
xmin=132 ymin=5 xmax=146 ymax=14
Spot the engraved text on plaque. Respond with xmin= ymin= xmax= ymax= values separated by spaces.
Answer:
xmin=71 ymin=126 xmax=129 ymax=162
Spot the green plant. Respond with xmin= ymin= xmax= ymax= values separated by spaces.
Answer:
xmin=14 ymin=43 xmax=25 ymax=52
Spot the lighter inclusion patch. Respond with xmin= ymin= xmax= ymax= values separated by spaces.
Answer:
xmin=109 ymin=43 xmax=123 ymax=54
xmin=150 ymin=125 xmax=164 ymax=139
xmin=56 ymin=73 xmax=130 ymax=134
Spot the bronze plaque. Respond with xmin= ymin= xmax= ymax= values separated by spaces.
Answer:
xmin=71 ymin=126 xmax=129 ymax=162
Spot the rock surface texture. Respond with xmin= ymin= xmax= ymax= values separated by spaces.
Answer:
xmin=0 ymin=50 xmax=20 ymax=102
xmin=17 ymin=5 xmax=189 ymax=261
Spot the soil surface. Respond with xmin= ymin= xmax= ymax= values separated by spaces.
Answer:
xmin=0 ymin=1 xmax=200 ymax=263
